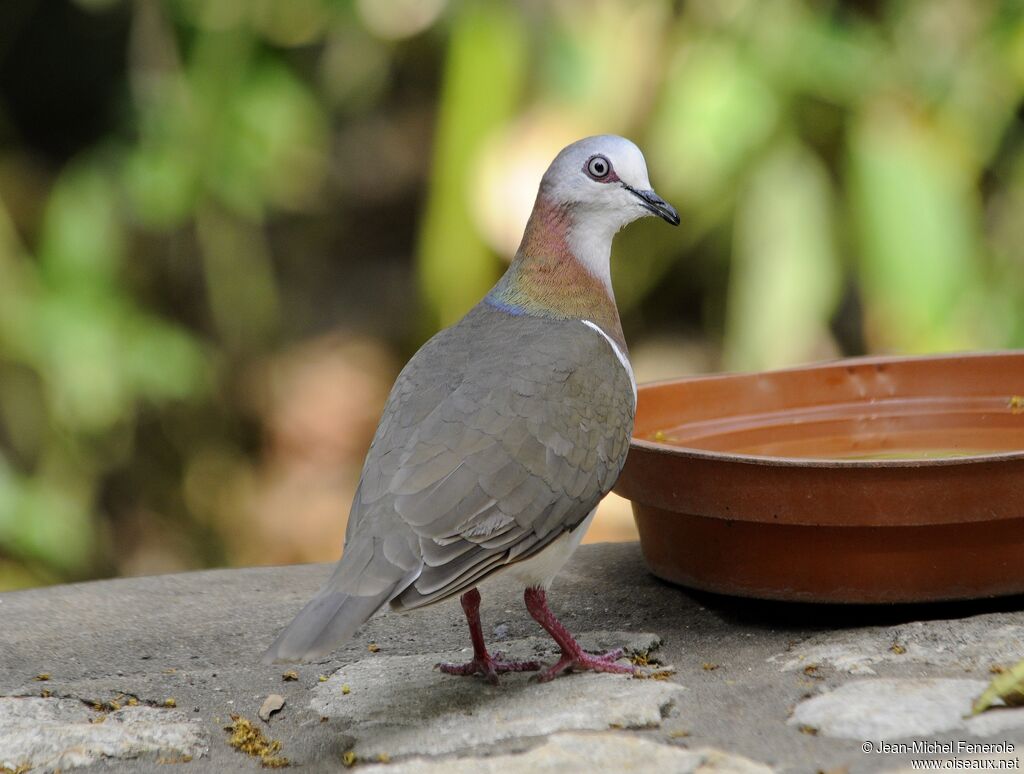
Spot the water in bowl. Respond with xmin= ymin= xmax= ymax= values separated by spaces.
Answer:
xmin=647 ymin=396 xmax=1024 ymax=461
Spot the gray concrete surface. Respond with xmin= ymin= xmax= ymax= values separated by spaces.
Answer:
xmin=309 ymin=632 xmax=680 ymax=759
xmin=378 ymin=732 xmax=772 ymax=773
xmin=789 ymin=678 xmax=1010 ymax=739
xmin=2 ymin=543 xmax=1024 ymax=772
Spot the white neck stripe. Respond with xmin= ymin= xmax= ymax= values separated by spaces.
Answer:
xmin=566 ymin=222 xmax=615 ymax=295
xmin=580 ymin=320 xmax=636 ymax=406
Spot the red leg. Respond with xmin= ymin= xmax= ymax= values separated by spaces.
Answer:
xmin=524 ymin=586 xmax=635 ymax=682
xmin=436 ymin=588 xmax=540 ymax=684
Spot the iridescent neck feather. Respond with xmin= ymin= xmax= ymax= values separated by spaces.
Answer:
xmin=486 ymin=194 xmax=626 ymax=350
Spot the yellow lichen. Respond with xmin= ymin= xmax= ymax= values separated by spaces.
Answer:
xmin=628 ymin=650 xmax=651 ymax=667
xmin=33 ymin=673 xmax=50 ymax=682
xmin=88 ymin=693 xmax=142 ymax=714
xmin=317 ymin=675 xmax=329 ymax=683
xmin=377 ymin=753 xmax=391 ymax=763
xmin=225 ymin=714 xmax=290 ymax=768
xmin=281 ymin=671 xmax=299 ymax=682
xmin=341 ymin=750 xmax=357 ymax=767
xmin=889 ymin=643 xmax=906 ymax=655
xmin=341 ymin=684 xmax=351 ymax=695
xmin=973 ymin=658 xmax=1024 ymax=715
xmin=1009 ymin=395 xmax=1024 ymax=415
xmin=633 ymin=667 xmax=676 ymax=681
xmin=628 ymin=647 xmax=675 ymax=678
xmin=702 ymin=662 xmax=720 ymax=671
xmin=163 ymin=698 xmax=177 ymax=708
xmin=367 ymin=643 xmax=380 ymax=653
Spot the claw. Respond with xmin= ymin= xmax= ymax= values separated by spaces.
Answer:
xmin=438 ymin=588 xmax=540 ymax=684
xmin=438 ymin=655 xmax=541 ymax=684
xmin=536 ymin=648 xmax=635 ymax=682
xmin=525 ymin=587 xmax=637 ymax=682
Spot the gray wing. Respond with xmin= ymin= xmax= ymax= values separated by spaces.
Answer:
xmin=335 ymin=302 xmax=635 ymax=610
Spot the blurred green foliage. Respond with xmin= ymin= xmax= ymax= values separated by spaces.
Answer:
xmin=0 ymin=0 xmax=1023 ymax=588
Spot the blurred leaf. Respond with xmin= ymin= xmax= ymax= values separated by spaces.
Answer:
xmin=204 ymin=60 xmax=330 ymax=216
xmin=0 ymin=558 xmax=53 ymax=590
xmin=123 ymin=0 xmax=201 ymax=230
xmin=250 ymin=0 xmax=329 ymax=47
xmin=355 ymin=0 xmax=448 ymax=41
xmin=0 ymin=458 xmax=96 ymax=574
xmin=725 ymin=142 xmax=841 ymax=370
xmin=13 ymin=162 xmax=208 ymax=432
xmin=749 ymin=0 xmax=883 ymax=105
xmin=849 ymin=102 xmax=989 ymax=352
xmin=542 ymin=0 xmax=671 ymax=129
xmin=123 ymin=313 xmax=209 ymax=400
xmin=37 ymin=162 xmax=122 ymax=290
xmin=124 ymin=137 xmax=200 ymax=229
xmin=648 ymin=39 xmax=779 ymax=209
xmin=1009 ymin=8 xmax=1024 ymax=80
xmin=0 ymin=198 xmax=39 ymax=361
xmin=37 ymin=294 xmax=129 ymax=431
xmin=988 ymin=151 xmax=1024 ymax=346
xmin=938 ymin=11 xmax=1024 ymax=167
xmin=0 ymin=365 xmax=46 ymax=464
xmin=175 ymin=0 xmax=246 ymax=32
xmin=417 ymin=1 xmax=528 ymax=328
xmin=973 ymin=658 xmax=1024 ymax=714
xmin=319 ymin=25 xmax=391 ymax=113
xmin=196 ymin=204 xmax=281 ymax=352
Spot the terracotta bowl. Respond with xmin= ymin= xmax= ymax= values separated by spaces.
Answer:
xmin=613 ymin=351 xmax=1024 ymax=603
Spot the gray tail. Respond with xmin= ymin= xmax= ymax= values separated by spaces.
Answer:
xmin=262 ymin=585 xmax=394 ymax=664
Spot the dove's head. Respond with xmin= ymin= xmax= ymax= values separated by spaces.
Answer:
xmin=539 ymin=135 xmax=679 ymax=232
xmin=490 ymin=135 xmax=677 ymax=337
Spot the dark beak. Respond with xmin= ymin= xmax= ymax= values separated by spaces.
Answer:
xmin=624 ymin=184 xmax=680 ymax=226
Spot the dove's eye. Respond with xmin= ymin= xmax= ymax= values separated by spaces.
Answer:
xmin=585 ymin=155 xmax=612 ymax=180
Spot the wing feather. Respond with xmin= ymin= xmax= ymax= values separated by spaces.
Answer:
xmin=336 ymin=303 xmax=633 ymax=611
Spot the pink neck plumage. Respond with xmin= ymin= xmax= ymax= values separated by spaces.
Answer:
xmin=486 ymin=193 xmax=626 ymax=351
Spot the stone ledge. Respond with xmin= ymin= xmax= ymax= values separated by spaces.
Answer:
xmin=2 ymin=543 xmax=1024 ymax=772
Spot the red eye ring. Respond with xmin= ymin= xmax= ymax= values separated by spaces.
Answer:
xmin=584 ymin=154 xmax=614 ymax=181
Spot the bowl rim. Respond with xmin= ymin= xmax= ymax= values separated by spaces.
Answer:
xmin=631 ymin=349 xmax=1024 ymax=469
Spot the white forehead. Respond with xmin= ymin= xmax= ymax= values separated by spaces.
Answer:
xmin=542 ymin=135 xmax=652 ymax=192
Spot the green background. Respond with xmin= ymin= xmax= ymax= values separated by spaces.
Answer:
xmin=1 ymin=0 xmax=1022 ymax=590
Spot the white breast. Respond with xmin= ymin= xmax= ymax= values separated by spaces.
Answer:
xmin=580 ymin=320 xmax=636 ymax=406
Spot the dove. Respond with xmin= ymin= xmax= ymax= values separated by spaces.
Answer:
xmin=263 ymin=135 xmax=679 ymax=682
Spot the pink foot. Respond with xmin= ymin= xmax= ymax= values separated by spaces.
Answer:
xmin=437 ymin=652 xmax=541 ymax=685
xmin=536 ymin=647 xmax=633 ymax=682
xmin=437 ymin=588 xmax=540 ymax=685
xmin=524 ymin=587 xmax=637 ymax=682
